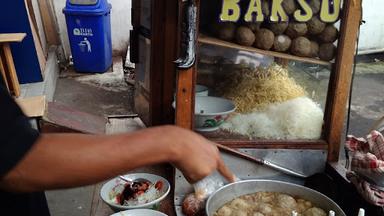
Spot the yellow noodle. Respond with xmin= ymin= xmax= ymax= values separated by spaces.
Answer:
xmin=218 ymin=64 xmax=307 ymax=113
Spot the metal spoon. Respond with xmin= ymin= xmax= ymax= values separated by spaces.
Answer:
xmin=119 ymin=176 xmax=151 ymax=185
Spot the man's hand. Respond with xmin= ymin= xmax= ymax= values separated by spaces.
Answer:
xmin=1 ymin=125 xmax=234 ymax=192
xmin=165 ymin=126 xmax=235 ymax=183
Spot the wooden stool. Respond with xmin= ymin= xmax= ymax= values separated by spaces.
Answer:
xmin=0 ymin=33 xmax=26 ymax=97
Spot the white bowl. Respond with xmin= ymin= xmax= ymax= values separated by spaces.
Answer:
xmin=194 ymin=96 xmax=236 ymax=132
xmin=196 ymin=84 xmax=209 ymax=96
xmin=100 ymin=173 xmax=171 ymax=212
xmin=172 ymin=96 xmax=236 ymax=132
xmin=110 ymin=209 xmax=167 ymax=216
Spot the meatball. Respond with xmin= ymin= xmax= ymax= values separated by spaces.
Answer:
xmin=217 ymin=206 xmax=232 ymax=216
xmin=216 ymin=22 xmax=237 ymax=41
xmin=291 ymin=37 xmax=312 ymax=57
xmin=282 ymin=0 xmax=298 ymax=15
xmin=285 ymin=22 xmax=308 ymax=38
xmin=297 ymin=199 xmax=313 ymax=213
xmin=318 ymin=25 xmax=339 ymax=43
xmin=307 ymin=16 xmax=326 ymax=35
xmin=231 ymin=210 xmax=247 ymax=216
xmin=276 ymin=194 xmax=297 ymax=210
xmin=308 ymin=0 xmax=321 ymax=14
xmin=319 ymin=43 xmax=337 ymax=61
xmin=254 ymin=28 xmax=275 ymax=50
xmin=256 ymin=192 xmax=275 ymax=203
xmin=274 ymin=35 xmax=292 ymax=52
xmin=268 ymin=22 xmax=289 ymax=35
xmin=230 ymin=198 xmax=250 ymax=209
xmin=309 ymin=40 xmax=319 ymax=57
xmin=236 ymin=26 xmax=256 ymax=46
xmin=182 ymin=193 xmax=205 ymax=216
xmin=258 ymin=203 xmax=273 ymax=215
xmin=303 ymin=207 xmax=327 ymax=216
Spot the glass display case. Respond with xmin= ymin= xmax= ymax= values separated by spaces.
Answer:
xmin=172 ymin=0 xmax=361 ymax=163
xmin=195 ymin=0 xmax=337 ymax=146
xmin=132 ymin=0 xmax=362 ymax=162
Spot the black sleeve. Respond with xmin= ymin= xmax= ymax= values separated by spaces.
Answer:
xmin=0 ymin=85 xmax=39 ymax=178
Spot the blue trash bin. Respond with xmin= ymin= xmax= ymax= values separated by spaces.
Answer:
xmin=63 ymin=0 xmax=112 ymax=73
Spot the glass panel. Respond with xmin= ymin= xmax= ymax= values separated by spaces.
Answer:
xmin=193 ymin=0 xmax=341 ymax=141
xmin=134 ymin=0 xmax=152 ymax=125
xmin=140 ymin=0 xmax=151 ymax=30
xmin=134 ymin=36 xmax=151 ymax=125
xmin=196 ymin=44 xmax=332 ymax=140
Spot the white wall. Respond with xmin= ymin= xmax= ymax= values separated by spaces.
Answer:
xmin=52 ymin=0 xmax=132 ymax=59
xmin=358 ymin=0 xmax=384 ymax=54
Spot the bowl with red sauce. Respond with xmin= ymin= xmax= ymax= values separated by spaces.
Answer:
xmin=100 ymin=173 xmax=170 ymax=211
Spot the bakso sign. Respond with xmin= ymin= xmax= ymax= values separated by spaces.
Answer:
xmin=220 ymin=0 xmax=340 ymax=23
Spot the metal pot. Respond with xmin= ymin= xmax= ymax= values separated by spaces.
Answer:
xmin=206 ymin=179 xmax=346 ymax=216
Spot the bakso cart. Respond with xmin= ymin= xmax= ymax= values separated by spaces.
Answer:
xmin=112 ymin=0 xmax=377 ymax=215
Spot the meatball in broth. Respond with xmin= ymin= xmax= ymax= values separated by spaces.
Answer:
xmin=214 ymin=192 xmax=327 ymax=216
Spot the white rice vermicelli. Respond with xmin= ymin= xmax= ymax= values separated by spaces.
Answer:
xmin=221 ymin=97 xmax=324 ymax=140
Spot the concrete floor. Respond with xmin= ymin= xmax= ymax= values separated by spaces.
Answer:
xmin=46 ymin=186 xmax=94 ymax=216
xmin=54 ymin=78 xmax=134 ymax=117
xmin=46 ymin=58 xmax=135 ymax=216
xmin=45 ymin=55 xmax=384 ymax=216
xmin=53 ymin=59 xmax=135 ymax=117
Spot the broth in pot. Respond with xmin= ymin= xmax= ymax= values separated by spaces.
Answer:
xmin=215 ymin=191 xmax=327 ymax=216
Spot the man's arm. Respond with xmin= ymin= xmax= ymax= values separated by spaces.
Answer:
xmin=0 ymin=126 xmax=234 ymax=192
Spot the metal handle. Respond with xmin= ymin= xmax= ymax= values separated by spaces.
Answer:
xmin=262 ymin=160 xmax=307 ymax=178
xmin=174 ymin=0 xmax=197 ymax=69
xmin=216 ymin=144 xmax=307 ymax=178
